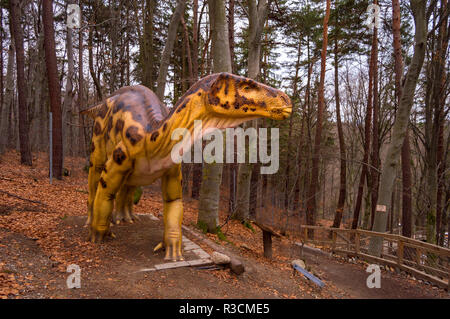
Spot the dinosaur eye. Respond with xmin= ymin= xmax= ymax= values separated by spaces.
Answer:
xmin=243 ymin=86 xmax=251 ymax=91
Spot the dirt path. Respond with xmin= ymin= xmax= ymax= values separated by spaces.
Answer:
xmin=0 ymin=151 xmax=447 ymax=299
xmin=301 ymin=249 xmax=447 ymax=298
xmin=1 ymin=214 xmax=447 ymax=299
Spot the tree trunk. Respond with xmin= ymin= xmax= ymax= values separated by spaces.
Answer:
xmin=369 ymin=0 xmax=427 ymax=255
xmin=235 ymin=0 xmax=268 ymax=222
xmin=64 ymin=14 xmax=75 ymax=156
xmin=0 ymin=44 xmax=14 ymax=154
xmin=306 ymin=0 xmax=330 ymax=230
xmin=9 ymin=0 xmax=32 ymax=165
xmin=78 ymin=0 xmax=86 ymax=157
xmin=332 ymin=26 xmax=347 ymax=229
xmin=351 ymin=13 xmax=376 ymax=230
xmin=392 ymin=0 xmax=412 ymax=238
xmin=42 ymin=0 xmax=63 ymax=179
xmin=370 ymin=0 xmax=380 ymax=229
xmin=197 ymin=0 xmax=232 ymax=233
xmin=155 ymin=0 xmax=186 ymax=100
xmin=88 ymin=25 xmax=103 ymax=100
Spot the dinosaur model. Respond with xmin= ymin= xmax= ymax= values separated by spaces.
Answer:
xmin=82 ymin=72 xmax=292 ymax=261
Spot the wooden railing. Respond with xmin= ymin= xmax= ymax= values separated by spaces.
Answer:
xmin=297 ymin=225 xmax=450 ymax=290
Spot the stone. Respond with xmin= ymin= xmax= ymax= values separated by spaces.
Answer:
xmin=211 ymin=252 xmax=231 ymax=265
xmin=229 ymin=257 xmax=245 ymax=275
xmin=292 ymin=259 xmax=306 ymax=269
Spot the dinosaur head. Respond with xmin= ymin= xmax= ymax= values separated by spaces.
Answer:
xmin=205 ymin=73 xmax=292 ymax=121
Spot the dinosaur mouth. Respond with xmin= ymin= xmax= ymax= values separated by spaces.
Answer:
xmin=270 ymin=106 xmax=292 ymax=118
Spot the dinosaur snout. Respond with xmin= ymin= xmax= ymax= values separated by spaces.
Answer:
xmin=270 ymin=93 xmax=292 ymax=120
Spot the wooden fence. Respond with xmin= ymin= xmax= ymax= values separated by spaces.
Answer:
xmin=296 ymin=225 xmax=450 ymax=290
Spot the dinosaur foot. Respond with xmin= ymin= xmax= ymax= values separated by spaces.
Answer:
xmin=87 ymin=225 xmax=115 ymax=243
xmin=153 ymin=241 xmax=184 ymax=262
xmin=113 ymin=211 xmax=140 ymax=225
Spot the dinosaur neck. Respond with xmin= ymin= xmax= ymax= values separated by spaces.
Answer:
xmin=146 ymin=94 xmax=246 ymax=160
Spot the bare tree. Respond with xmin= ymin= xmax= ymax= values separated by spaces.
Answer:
xmin=197 ymin=0 xmax=232 ymax=232
xmin=370 ymin=0 xmax=428 ymax=255
xmin=306 ymin=0 xmax=330 ymax=229
xmin=9 ymin=0 xmax=32 ymax=165
xmin=42 ymin=0 xmax=63 ymax=179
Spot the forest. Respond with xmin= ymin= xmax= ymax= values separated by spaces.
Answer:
xmin=0 ymin=0 xmax=449 ymax=300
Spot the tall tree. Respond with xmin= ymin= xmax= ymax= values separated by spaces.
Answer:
xmin=42 ymin=0 xmax=63 ymax=179
xmin=305 ymin=0 xmax=330 ymax=229
xmin=369 ymin=0 xmax=428 ymax=255
xmin=0 ymin=43 xmax=14 ymax=154
xmin=9 ymin=0 xmax=32 ymax=165
xmin=392 ymin=0 xmax=412 ymax=238
xmin=155 ymin=0 xmax=186 ymax=100
xmin=197 ymin=0 xmax=232 ymax=232
xmin=191 ymin=0 xmax=202 ymax=200
xmin=369 ymin=0 xmax=380 ymax=229
xmin=234 ymin=0 xmax=268 ymax=222
xmin=331 ymin=5 xmax=346 ymax=229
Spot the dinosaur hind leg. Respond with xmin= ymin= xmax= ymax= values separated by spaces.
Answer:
xmin=113 ymin=185 xmax=139 ymax=224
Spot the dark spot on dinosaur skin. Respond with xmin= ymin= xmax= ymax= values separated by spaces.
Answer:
xmin=107 ymin=117 xmax=113 ymax=132
xmin=106 ymin=193 xmax=115 ymax=201
xmin=99 ymin=177 xmax=107 ymax=188
xmin=224 ymin=81 xmax=229 ymax=95
xmin=94 ymin=121 xmax=102 ymax=136
xmin=91 ymin=143 xmax=95 ymax=153
xmin=163 ymin=123 xmax=168 ymax=131
xmin=113 ymin=101 xmax=124 ymax=113
xmin=221 ymin=101 xmax=230 ymax=109
xmin=266 ymin=87 xmax=278 ymax=97
xmin=89 ymin=161 xmax=93 ymax=167
xmin=97 ymin=103 xmax=108 ymax=118
xmin=115 ymin=119 xmax=124 ymax=134
xmin=197 ymin=92 xmax=201 ymax=96
xmin=258 ymin=101 xmax=267 ymax=108
xmin=233 ymin=92 xmax=253 ymax=109
xmin=150 ymin=131 xmax=159 ymax=142
xmin=113 ymin=147 xmax=127 ymax=165
xmin=102 ymin=166 xmax=107 ymax=174
xmin=176 ymin=98 xmax=190 ymax=113
xmin=243 ymin=107 xmax=248 ymax=112
xmin=208 ymin=94 xmax=220 ymax=106
xmin=250 ymin=108 xmax=256 ymax=112
xmin=125 ymin=126 xmax=143 ymax=145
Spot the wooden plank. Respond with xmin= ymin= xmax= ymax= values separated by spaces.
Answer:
xmin=400 ymin=237 xmax=450 ymax=256
xmin=254 ymin=221 xmax=282 ymax=237
xmin=356 ymin=229 xmax=399 ymax=241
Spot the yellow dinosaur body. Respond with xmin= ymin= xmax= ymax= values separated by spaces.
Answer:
xmin=83 ymin=72 xmax=292 ymax=261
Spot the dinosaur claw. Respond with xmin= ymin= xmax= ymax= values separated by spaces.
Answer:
xmin=154 ymin=242 xmax=164 ymax=252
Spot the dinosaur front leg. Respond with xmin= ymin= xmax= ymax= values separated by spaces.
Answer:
xmin=158 ymin=165 xmax=184 ymax=261
xmin=89 ymin=146 xmax=131 ymax=242
xmin=86 ymin=162 xmax=104 ymax=226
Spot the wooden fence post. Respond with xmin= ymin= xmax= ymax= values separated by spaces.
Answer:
xmin=355 ymin=231 xmax=360 ymax=255
xmin=331 ymin=231 xmax=337 ymax=252
xmin=397 ymin=239 xmax=404 ymax=266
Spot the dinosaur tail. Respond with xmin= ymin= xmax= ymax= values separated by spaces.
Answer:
xmin=79 ymin=103 xmax=104 ymax=119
